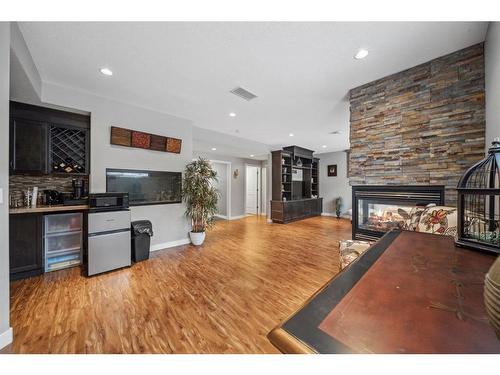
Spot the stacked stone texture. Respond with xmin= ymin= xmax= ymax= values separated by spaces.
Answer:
xmin=9 ymin=175 xmax=89 ymax=203
xmin=349 ymin=43 xmax=486 ymax=206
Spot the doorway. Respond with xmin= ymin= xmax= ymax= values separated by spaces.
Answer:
xmin=210 ymin=160 xmax=231 ymax=220
xmin=245 ymin=165 xmax=266 ymax=216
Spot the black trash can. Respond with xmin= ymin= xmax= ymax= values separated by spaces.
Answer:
xmin=131 ymin=220 xmax=153 ymax=262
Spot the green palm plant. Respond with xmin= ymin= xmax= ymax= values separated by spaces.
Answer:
xmin=182 ymin=158 xmax=219 ymax=233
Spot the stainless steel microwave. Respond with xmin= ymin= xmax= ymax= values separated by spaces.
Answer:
xmin=89 ymin=192 xmax=129 ymax=212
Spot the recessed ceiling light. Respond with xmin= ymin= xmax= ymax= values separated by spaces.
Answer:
xmin=289 ymin=133 xmax=294 ymax=137
xmin=354 ymin=49 xmax=369 ymax=60
xmin=322 ymin=145 xmax=327 ymax=148
xmin=229 ymin=112 xmax=236 ymax=117
xmin=99 ymin=67 xmax=113 ymax=76
xmin=211 ymin=147 xmax=217 ymax=151
xmin=250 ymin=154 xmax=254 ymax=157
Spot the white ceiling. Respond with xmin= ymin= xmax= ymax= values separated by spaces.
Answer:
xmin=18 ymin=22 xmax=488 ymax=154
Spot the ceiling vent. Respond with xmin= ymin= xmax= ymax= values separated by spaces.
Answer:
xmin=230 ymin=86 xmax=258 ymax=101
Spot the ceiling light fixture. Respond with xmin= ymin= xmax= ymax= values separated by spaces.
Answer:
xmin=211 ymin=147 xmax=217 ymax=151
xmin=99 ymin=67 xmax=113 ymax=76
xmin=354 ymin=49 xmax=369 ymax=60
xmin=322 ymin=145 xmax=327 ymax=148
xmin=329 ymin=130 xmax=343 ymax=135
xmin=229 ymin=112 xmax=236 ymax=117
xmin=289 ymin=133 xmax=294 ymax=137
xmin=250 ymin=154 xmax=254 ymax=157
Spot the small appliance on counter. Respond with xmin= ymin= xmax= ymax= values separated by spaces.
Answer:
xmin=72 ymin=178 xmax=87 ymax=199
xmin=62 ymin=178 xmax=89 ymax=206
xmin=87 ymin=192 xmax=131 ymax=276
xmin=44 ymin=189 xmax=63 ymax=206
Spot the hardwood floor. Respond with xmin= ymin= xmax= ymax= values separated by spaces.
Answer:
xmin=4 ymin=215 xmax=351 ymax=354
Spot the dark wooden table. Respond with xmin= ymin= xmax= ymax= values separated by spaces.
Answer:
xmin=268 ymin=230 xmax=500 ymax=353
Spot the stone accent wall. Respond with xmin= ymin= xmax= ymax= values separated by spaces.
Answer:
xmin=349 ymin=43 xmax=486 ymax=206
xmin=9 ymin=175 xmax=88 ymax=206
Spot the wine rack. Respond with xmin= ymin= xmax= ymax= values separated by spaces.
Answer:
xmin=50 ymin=126 xmax=88 ymax=174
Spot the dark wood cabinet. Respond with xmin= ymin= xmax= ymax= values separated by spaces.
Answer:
xmin=9 ymin=101 xmax=90 ymax=176
xmin=10 ymin=117 xmax=48 ymax=174
xmin=9 ymin=213 xmax=44 ymax=280
xmin=271 ymin=198 xmax=323 ymax=224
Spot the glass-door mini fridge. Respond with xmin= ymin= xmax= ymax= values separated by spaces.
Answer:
xmin=44 ymin=212 xmax=83 ymax=272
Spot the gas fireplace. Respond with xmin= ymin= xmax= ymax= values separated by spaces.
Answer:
xmin=352 ymin=185 xmax=445 ymax=241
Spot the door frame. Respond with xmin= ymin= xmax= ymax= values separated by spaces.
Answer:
xmin=261 ymin=166 xmax=267 ymax=216
xmin=209 ymin=159 xmax=232 ymax=220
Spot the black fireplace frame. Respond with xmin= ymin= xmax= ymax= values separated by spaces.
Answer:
xmin=352 ymin=185 xmax=445 ymax=241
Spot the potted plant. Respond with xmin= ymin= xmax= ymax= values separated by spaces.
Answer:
xmin=335 ymin=197 xmax=343 ymax=219
xmin=182 ymin=158 xmax=219 ymax=246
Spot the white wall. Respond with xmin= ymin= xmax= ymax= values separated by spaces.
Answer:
xmin=317 ymin=150 xmax=352 ymax=216
xmin=10 ymin=23 xmax=41 ymax=100
xmin=42 ymin=82 xmax=193 ymax=249
xmin=486 ymin=22 xmax=500 ymax=150
xmin=211 ymin=162 xmax=228 ymax=217
xmin=194 ymin=151 xmax=263 ymax=218
xmin=0 ymin=22 xmax=13 ymax=349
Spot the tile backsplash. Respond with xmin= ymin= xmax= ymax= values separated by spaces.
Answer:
xmin=9 ymin=175 xmax=89 ymax=206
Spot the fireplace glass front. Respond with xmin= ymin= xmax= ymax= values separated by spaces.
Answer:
xmin=357 ymin=200 xmax=416 ymax=233
xmin=352 ymin=186 xmax=445 ymax=241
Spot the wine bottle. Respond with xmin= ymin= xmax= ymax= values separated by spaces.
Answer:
xmin=64 ymin=158 xmax=73 ymax=173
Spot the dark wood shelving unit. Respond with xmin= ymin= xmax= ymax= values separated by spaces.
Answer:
xmin=311 ymin=157 xmax=319 ymax=197
xmin=271 ymin=146 xmax=322 ymax=223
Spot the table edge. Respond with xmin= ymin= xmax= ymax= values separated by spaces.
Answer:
xmin=267 ymin=327 xmax=316 ymax=354
xmin=267 ymin=229 xmax=403 ymax=353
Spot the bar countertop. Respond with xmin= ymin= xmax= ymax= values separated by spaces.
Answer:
xmin=9 ymin=205 xmax=89 ymax=215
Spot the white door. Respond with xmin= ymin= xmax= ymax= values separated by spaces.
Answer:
xmin=246 ymin=166 xmax=259 ymax=214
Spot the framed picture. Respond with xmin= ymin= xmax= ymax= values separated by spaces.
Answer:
xmin=110 ymin=126 xmax=182 ymax=154
xmin=327 ymin=164 xmax=337 ymax=177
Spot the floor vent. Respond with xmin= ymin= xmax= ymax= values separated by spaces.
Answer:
xmin=230 ymin=87 xmax=258 ymax=101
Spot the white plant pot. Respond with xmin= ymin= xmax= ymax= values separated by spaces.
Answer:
xmin=189 ymin=231 xmax=206 ymax=246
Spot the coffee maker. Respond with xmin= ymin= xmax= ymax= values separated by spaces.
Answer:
xmin=72 ymin=178 xmax=87 ymax=199
xmin=44 ymin=190 xmax=62 ymax=205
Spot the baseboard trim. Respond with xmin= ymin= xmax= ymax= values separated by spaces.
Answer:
xmin=214 ymin=214 xmax=228 ymax=220
xmin=151 ymin=238 xmax=191 ymax=252
xmin=0 ymin=327 xmax=13 ymax=350
xmin=321 ymin=212 xmax=351 ymax=220
xmin=228 ymin=214 xmax=248 ymax=220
